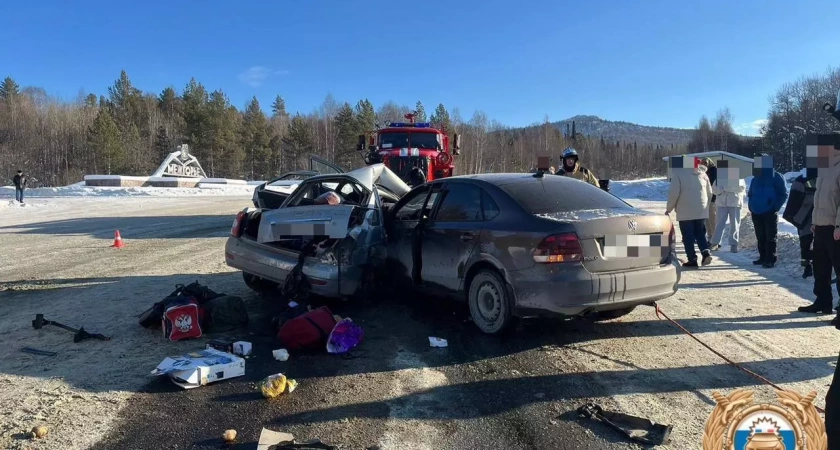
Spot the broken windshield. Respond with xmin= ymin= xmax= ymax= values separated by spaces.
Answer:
xmin=379 ymin=132 xmax=441 ymax=150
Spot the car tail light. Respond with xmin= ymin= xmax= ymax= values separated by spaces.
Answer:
xmin=533 ymin=233 xmax=583 ymax=263
xmin=668 ymin=223 xmax=676 ymax=253
xmin=231 ymin=211 xmax=246 ymax=237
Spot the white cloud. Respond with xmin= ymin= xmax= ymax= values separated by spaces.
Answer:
xmin=735 ymin=119 xmax=769 ymax=136
xmin=237 ymin=66 xmax=289 ymax=87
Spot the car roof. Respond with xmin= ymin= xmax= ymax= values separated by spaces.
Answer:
xmin=439 ymin=173 xmax=577 ymax=187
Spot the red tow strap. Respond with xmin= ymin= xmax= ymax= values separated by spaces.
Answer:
xmin=653 ymin=303 xmax=826 ymax=415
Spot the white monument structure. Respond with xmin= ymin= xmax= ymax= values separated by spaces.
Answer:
xmin=151 ymin=144 xmax=208 ymax=178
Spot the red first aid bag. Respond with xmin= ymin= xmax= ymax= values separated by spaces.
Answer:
xmin=277 ymin=306 xmax=337 ymax=351
xmin=162 ymin=298 xmax=204 ymax=341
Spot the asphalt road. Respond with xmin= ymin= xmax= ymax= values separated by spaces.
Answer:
xmin=2 ymin=195 xmax=837 ymax=450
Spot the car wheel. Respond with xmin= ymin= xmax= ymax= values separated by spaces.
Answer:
xmin=242 ymin=272 xmax=278 ymax=292
xmin=468 ymin=270 xmax=514 ymax=335
xmin=591 ymin=306 xmax=636 ymax=321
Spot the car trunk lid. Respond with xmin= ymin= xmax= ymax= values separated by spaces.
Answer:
xmin=536 ymin=207 xmax=672 ymax=273
xmin=257 ymin=205 xmax=357 ymax=243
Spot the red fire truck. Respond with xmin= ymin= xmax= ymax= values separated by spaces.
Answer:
xmin=358 ymin=113 xmax=461 ymax=186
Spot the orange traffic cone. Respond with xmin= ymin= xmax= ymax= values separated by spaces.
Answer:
xmin=111 ymin=230 xmax=125 ymax=249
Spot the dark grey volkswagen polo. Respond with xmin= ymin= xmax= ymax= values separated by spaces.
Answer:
xmin=383 ymin=172 xmax=681 ymax=334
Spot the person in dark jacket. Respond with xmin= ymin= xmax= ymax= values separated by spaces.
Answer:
xmin=12 ymin=170 xmax=27 ymax=203
xmin=746 ymin=155 xmax=788 ymax=268
xmin=783 ymin=172 xmax=817 ymax=278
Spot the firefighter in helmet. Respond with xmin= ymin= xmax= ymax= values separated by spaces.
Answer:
xmin=560 ymin=147 xmax=600 ymax=187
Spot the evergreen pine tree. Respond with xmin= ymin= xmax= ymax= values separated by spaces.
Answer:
xmin=335 ymin=102 xmax=359 ymax=167
xmin=241 ymin=96 xmax=271 ymax=180
xmin=355 ymin=99 xmax=376 ymax=132
xmin=0 ymin=76 xmax=21 ymax=100
xmin=414 ymin=101 xmax=427 ymax=122
xmin=182 ymin=78 xmax=209 ymax=152
xmin=87 ymin=108 xmax=124 ymax=175
xmin=271 ymin=95 xmax=289 ymax=119
xmin=154 ymin=126 xmax=172 ymax=161
xmin=206 ymin=90 xmax=242 ymax=178
xmin=429 ymin=103 xmax=452 ymax=133
xmin=283 ymin=114 xmax=314 ymax=167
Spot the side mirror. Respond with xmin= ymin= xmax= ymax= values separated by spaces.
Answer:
xmin=453 ymin=133 xmax=461 ymax=155
xmin=357 ymin=135 xmax=367 ymax=151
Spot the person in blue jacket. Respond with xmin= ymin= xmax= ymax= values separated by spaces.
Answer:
xmin=746 ymin=154 xmax=788 ymax=268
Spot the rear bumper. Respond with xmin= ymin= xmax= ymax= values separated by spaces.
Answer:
xmin=224 ymin=237 xmax=361 ymax=298
xmin=510 ymin=256 xmax=681 ymax=317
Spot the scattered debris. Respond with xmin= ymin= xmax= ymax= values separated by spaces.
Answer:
xmin=277 ymin=306 xmax=338 ymax=351
xmin=139 ymin=282 xmax=248 ymax=340
xmin=223 ymin=429 xmax=237 ymax=443
xmin=260 ymin=373 xmax=298 ymax=399
xmin=20 ymin=347 xmax=57 ymax=357
xmin=233 ymin=341 xmax=252 ymax=356
xmin=32 ymin=314 xmax=110 ymax=342
xmin=326 ymin=318 xmax=364 ymax=354
xmin=577 ymin=403 xmax=672 ymax=445
xmin=258 ymin=428 xmax=295 ymax=450
xmin=429 ymin=337 xmax=448 ymax=348
xmin=206 ymin=339 xmax=235 ymax=353
xmin=256 ymin=428 xmax=338 ymax=450
xmin=31 ymin=425 xmax=48 ymax=439
xmin=273 ymin=349 xmax=290 ymax=361
xmin=152 ymin=348 xmax=245 ymax=389
xmin=268 ymin=440 xmax=339 ymax=450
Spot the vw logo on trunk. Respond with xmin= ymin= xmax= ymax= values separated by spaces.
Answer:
xmin=627 ymin=219 xmax=637 ymax=232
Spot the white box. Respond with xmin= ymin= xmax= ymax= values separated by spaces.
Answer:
xmin=233 ymin=341 xmax=252 ymax=356
xmin=151 ymin=348 xmax=245 ymax=389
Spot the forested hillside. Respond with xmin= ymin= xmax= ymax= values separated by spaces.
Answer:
xmin=3 ymin=66 xmax=835 ymax=186
xmin=554 ymin=115 xmax=695 ymax=146
xmin=0 ymin=71 xmax=690 ymax=186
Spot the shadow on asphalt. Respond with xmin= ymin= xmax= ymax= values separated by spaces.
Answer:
xmin=5 ymin=271 xmax=837 ymax=449
xmin=0 ymin=214 xmax=236 ymax=239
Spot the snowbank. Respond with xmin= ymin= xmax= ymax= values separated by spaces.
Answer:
xmin=0 ymin=184 xmax=255 ymax=198
xmin=610 ymin=177 xmax=668 ymax=201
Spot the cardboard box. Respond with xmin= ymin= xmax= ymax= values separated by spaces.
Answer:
xmin=206 ymin=339 xmax=235 ymax=354
xmin=233 ymin=341 xmax=252 ymax=356
xmin=151 ymin=348 xmax=245 ymax=389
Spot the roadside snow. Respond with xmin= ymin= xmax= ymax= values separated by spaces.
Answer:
xmin=610 ymin=178 xmax=668 ymax=201
xmin=0 ymin=184 xmax=255 ymax=199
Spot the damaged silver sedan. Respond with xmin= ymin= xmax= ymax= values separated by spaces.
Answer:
xmin=225 ymin=164 xmax=410 ymax=299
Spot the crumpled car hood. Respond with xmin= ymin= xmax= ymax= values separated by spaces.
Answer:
xmin=345 ymin=164 xmax=411 ymax=198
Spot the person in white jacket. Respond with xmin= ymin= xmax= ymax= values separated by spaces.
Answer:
xmin=709 ymin=176 xmax=747 ymax=253
xmin=665 ymin=163 xmax=715 ymax=267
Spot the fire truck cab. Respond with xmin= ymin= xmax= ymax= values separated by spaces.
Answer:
xmin=358 ymin=114 xmax=461 ymax=186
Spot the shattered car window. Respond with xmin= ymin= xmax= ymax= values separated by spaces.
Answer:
xmin=394 ymin=186 xmax=431 ymax=221
xmin=286 ymin=180 xmax=369 ymax=207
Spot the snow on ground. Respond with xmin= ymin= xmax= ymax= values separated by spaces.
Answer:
xmin=610 ymin=177 xmax=668 ymax=201
xmin=0 ymin=180 xmax=837 ymax=450
xmin=0 ymin=184 xmax=256 ymax=199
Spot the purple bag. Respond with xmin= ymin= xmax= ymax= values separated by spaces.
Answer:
xmin=326 ymin=318 xmax=364 ymax=354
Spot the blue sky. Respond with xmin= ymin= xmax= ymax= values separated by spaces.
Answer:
xmin=4 ymin=0 xmax=840 ymax=135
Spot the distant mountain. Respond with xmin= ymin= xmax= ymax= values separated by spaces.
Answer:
xmin=553 ymin=115 xmax=695 ymax=146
